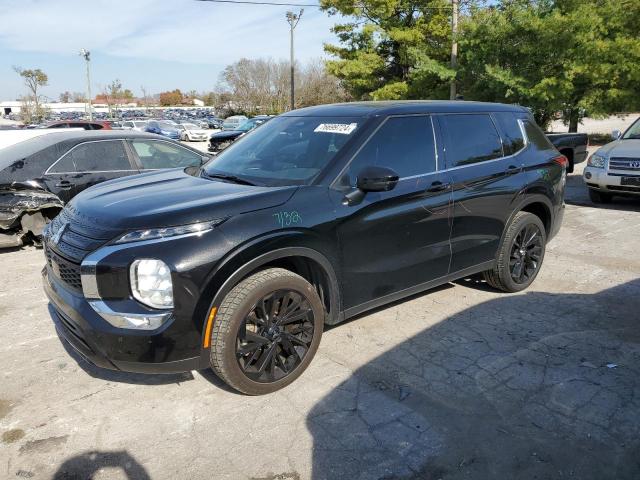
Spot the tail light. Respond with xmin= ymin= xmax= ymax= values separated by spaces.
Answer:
xmin=552 ymin=155 xmax=569 ymax=169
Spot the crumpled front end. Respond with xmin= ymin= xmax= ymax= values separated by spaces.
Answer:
xmin=0 ymin=181 xmax=63 ymax=247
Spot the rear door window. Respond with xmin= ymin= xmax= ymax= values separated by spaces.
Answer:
xmin=131 ymin=140 xmax=202 ymax=169
xmin=440 ymin=114 xmax=503 ymax=167
xmin=493 ymin=112 xmax=525 ymax=156
xmin=58 ymin=140 xmax=132 ymax=172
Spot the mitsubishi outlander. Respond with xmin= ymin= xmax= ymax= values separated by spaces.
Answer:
xmin=42 ymin=101 xmax=566 ymax=395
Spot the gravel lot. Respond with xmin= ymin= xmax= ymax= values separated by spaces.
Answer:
xmin=1 ymin=157 xmax=639 ymax=480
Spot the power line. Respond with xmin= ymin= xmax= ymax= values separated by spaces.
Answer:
xmin=198 ymin=0 xmax=319 ymax=7
xmin=197 ymin=0 xmax=452 ymax=8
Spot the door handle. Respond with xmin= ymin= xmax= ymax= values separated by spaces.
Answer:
xmin=505 ymin=165 xmax=521 ymax=175
xmin=55 ymin=181 xmax=72 ymax=189
xmin=426 ymin=181 xmax=451 ymax=192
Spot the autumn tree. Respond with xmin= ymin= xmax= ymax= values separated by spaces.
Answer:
xmin=159 ymin=89 xmax=184 ymax=106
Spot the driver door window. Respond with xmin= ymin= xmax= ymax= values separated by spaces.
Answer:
xmin=339 ymin=115 xmax=437 ymax=188
xmin=131 ymin=140 xmax=202 ymax=169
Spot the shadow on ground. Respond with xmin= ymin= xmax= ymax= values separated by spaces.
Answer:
xmin=52 ymin=450 xmax=151 ymax=479
xmin=307 ymin=279 xmax=640 ymax=479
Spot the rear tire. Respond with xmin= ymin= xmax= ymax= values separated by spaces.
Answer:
xmin=588 ymin=188 xmax=612 ymax=204
xmin=209 ymin=268 xmax=324 ymax=395
xmin=483 ymin=212 xmax=546 ymax=293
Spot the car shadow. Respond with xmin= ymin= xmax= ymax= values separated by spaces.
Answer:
xmin=307 ymin=279 xmax=640 ymax=479
xmin=52 ymin=450 xmax=151 ymax=480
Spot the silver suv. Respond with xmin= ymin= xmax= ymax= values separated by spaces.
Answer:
xmin=584 ymin=117 xmax=640 ymax=203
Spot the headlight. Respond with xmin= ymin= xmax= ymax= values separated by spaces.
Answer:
xmin=114 ymin=220 xmax=223 ymax=244
xmin=588 ymin=153 xmax=606 ymax=168
xmin=130 ymin=259 xmax=173 ymax=309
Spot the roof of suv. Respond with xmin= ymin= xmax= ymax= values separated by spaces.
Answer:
xmin=283 ymin=100 xmax=530 ymax=117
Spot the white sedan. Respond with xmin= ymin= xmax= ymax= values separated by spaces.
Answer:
xmin=175 ymin=123 xmax=210 ymax=142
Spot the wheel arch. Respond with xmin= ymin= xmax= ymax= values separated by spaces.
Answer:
xmin=197 ymin=240 xmax=342 ymax=349
xmin=499 ymin=195 xmax=553 ymax=256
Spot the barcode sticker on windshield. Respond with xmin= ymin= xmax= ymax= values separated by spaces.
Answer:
xmin=314 ymin=123 xmax=357 ymax=135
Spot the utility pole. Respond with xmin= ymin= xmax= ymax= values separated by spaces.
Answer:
xmin=286 ymin=9 xmax=303 ymax=111
xmin=79 ymin=49 xmax=93 ymax=120
xmin=449 ymin=0 xmax=459 ymax=100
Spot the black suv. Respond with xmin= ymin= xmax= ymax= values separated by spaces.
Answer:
xmin=42 ymin=101 xmax=566 ymax=395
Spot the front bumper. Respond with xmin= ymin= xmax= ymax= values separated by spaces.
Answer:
xmin=583 ymin=167 xmax=640 ymax=196
xmin=43 ymin=265 xmax=208 ymax=374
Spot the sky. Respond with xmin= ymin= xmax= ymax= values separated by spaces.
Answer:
xmin=0 ymin=0 xmax=341 ymax=101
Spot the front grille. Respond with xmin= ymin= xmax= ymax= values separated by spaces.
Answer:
xmin=609 ymin=157 xmax=640 ymax=172
xmin=47 ymin=207 xmax=120 ymax=263
xmin=607 ymin=185 xmax=640 ymax=193
xmin=45 ymin=244 xmax=82 ymax=292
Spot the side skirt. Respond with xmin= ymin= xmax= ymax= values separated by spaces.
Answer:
xmin=341 ymin=260 xmax=495 ymax=321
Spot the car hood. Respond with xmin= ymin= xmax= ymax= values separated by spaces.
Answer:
xmin=68 ymin=168 xmax=297 ymax=230
xmin=598 ymin=139 xmax=640 ymax=157
xmin=210 ymin=130 xmax=243 ymax=140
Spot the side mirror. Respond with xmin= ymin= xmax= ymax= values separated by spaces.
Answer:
xmin=200 ymin=155 xmax=210 ymax=165
xmin=356 ymin=166 xmax=400 ymax=192
xmin=343 ymin=166 xmax=400 ymax=206
xmin=612 ymin=129 xmax=621 ymax=140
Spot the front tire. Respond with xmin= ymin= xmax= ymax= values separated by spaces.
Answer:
xmin=588 ymin=188 xmax=612 ymax=204
xmin=483 ymin=212 xmax=546 ymax=293
xmin=209 ymin=268 xmax=324 ymax=395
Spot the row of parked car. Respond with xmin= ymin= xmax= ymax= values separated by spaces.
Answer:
xmin=42 ymin=115 xmax=275 ymax=152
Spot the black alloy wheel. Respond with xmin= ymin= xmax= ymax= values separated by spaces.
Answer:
xmin=209 ymin=268 xmax=324 ymax=395
xmin=509 ymin=223 xmax=544 ymax=284
xmin=236 ymin=289 xmax=315 ymax=383
xmin=483 ymin=211 xmax=547 ymax=293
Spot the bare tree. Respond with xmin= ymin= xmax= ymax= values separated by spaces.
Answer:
xmin=13 ymin=66 xmax=49 ymax=122
xmin=219 ymin=57 xmax=348 ymax=115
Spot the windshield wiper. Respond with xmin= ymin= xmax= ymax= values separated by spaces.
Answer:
xmin=202 ymin=172 xmax=258 ymax=186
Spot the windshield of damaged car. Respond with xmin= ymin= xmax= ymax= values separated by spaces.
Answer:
xmin=203 ymin=116 xmax=361 ymax=186
xmin=622 ymin=118 xmax=640 ymax=139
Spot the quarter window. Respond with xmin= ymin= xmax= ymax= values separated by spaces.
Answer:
xmin=523 ymin=120 xmax=554 ymax=149
xmin=52 ymin=141 xmax=132 ymax=172
xmin=440 ymin=114 xmax=503 ymax=167
xmin=131 ymin=140 xmax=202 ymax=169
xmin=493 ymin=112 xmax=525 ymax=156
xmin=342 ymin=116 xmax=436 ymax=185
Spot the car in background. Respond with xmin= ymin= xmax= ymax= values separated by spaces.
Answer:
xmin=122 ymin=120 xmax=148 ymax=131
xmin=221 ymin=115 xmax=248 ymax=130
xmin=206 ymin=117 xmax=224 ymax=129
xmin=546 ymin=132 xmax=589 ymax=173
xmin=583 ymin=117 xmax=640 ymax=203
xmin=145 ymin=120 xmax=181 ymax=140
xmin=208 ymin=116 xmax=272 ymax=153
xmin=175 ymin=123 xmax=209 ymax=142
xmin=44 ymin=120 xmax=112 ymax=130
xmin=0 ymin=131 xmax=210 ymax=248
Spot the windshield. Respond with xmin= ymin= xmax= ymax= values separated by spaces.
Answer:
xmin=237 ymin=120 xmax=259 ymax=132
xmin=158 ymin=122 xmax=175 ymax=130
xmin=183 ymin=123 xmax=198 ymax=129
xmin=203 ymin=116 xmax=363 ymax=186
xmin=622 ymin=118 xmax=640 ymax=139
